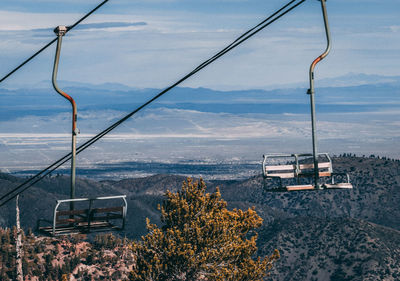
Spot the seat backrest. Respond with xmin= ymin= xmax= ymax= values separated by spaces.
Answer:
xmin=53 ymin=195 xmax=127 ymax=227
xmin=297 ymin=161 xmax=332 ymax=177
xmin=263 ymin=153 xmax=333 ymax=179
xmin=264 ymin=164 xmax=297 ymax=178
xmin=55 ymin=206 xmax=124 ymax=225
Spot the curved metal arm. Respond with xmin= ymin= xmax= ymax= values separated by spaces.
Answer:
xmin=52 ymin=26 xmax=78 ymax=134
xmin=52 ymin=26 xmax=78 ymax=210
xmin=308 ymin=0 xmax=331 ymax=94
xmin=307 ymin=0 xmax=331 ymax=188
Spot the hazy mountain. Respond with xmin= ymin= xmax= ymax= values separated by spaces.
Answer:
xmin=263 ymin=73 xmax=400 ymax=89
xmin=1 ymin=77 xmax=400 ymax=120
xmin=317 ymin=73 xmax=400 ymax=88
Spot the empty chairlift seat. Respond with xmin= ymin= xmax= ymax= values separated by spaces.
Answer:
xmin=262 ymin=153 xmax=352 ymax=192
xmin=37 ymin=195 xmax=127 ymax=236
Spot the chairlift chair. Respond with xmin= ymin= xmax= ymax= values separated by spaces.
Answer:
xmin=37 ymin=196 xmax=127 ymax=236
xmin=262 ymin=0 xmax=353 ymax=192
xmin=37 ymin=26 xmax=128 ymax=236
xmin=262 ymin=153 xmax=352 ymax=192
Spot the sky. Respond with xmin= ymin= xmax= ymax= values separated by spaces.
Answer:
xmin=0 ymin=0 xmax=399 ymax=90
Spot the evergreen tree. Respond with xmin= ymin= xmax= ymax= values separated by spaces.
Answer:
xmin=130 ymin=178 xmax=279 ymax=281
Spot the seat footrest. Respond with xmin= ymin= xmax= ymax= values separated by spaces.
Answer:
xmin=38 ymin=221 xmax=122 ymax=236
xmin=324 ymin=183 xmax=353 ymax=189
xmin=286 ymin=185 xmax=315 ymax=191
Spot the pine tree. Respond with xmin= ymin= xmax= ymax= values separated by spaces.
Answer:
xmin=130 ymin=178 xmax=279 ymax=281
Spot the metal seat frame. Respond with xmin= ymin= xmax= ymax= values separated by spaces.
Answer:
xmin=37 ymin=195 xmax=127 ymax=236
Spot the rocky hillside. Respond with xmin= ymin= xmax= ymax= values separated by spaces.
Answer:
xmin=0 ymin=156 xmax=400 ymax=280
xmin=0 ymin=229 xmax=134 ymax=280
xmin=259 ymin=217 xmax=400 ymax=281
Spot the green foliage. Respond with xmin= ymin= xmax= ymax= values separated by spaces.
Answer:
xmin=130 ymin=178 xmax=279 ymax=281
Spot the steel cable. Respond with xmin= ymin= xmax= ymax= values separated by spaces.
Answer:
xmin=0 ymin=0 xmax=306 ymax=207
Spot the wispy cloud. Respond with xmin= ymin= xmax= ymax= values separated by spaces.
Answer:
xmin=31 ymin=21 xmax=147 ymax=33
xmin=389 ymin=25 xmax=400 ymax=33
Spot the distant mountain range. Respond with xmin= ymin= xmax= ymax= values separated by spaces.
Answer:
xmin=0 ymin=156 xmax=399 ymax=280
xmin=3 ymin=72 xmax=400 ymax=90
xmin=317 ymin=73 xmax=400 ymax=87
xmin=1 ymin=73 xmax=399 ymax=121
xmin=278 ymin=73 xmax=400 ymax=89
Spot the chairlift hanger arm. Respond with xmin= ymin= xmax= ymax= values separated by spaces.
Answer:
xmin=52 ymin=26 xmax=78 ymax=212
xmin=308 ymin=0 xmax=331 ymax=189
xmin=52 ymin=26 xmax=78 ymax=133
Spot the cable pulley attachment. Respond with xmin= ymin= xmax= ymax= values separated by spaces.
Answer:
xmin=54 ymin=25 xmax=68 ymax=36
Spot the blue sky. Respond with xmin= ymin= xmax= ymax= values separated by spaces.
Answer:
xmin=0 ymin=0 xmax=399 ymax=90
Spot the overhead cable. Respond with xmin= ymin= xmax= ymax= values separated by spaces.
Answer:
xmin=0 ymin=0 xmax=306 ymax=207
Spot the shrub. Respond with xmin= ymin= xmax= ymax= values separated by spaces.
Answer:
xmin=130 ymin=178 xmax=279 ymax=281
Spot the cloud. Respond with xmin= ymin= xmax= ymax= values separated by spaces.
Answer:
xmin=31 ymin=21 xmax=147 ymax=33
xmin=77 ymin=21 xmax=147 ymax=30
xmin=285 ymin=26 xmax=322 ymax=34
xmin=389 ymin=25 xmax=400 ymax=33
